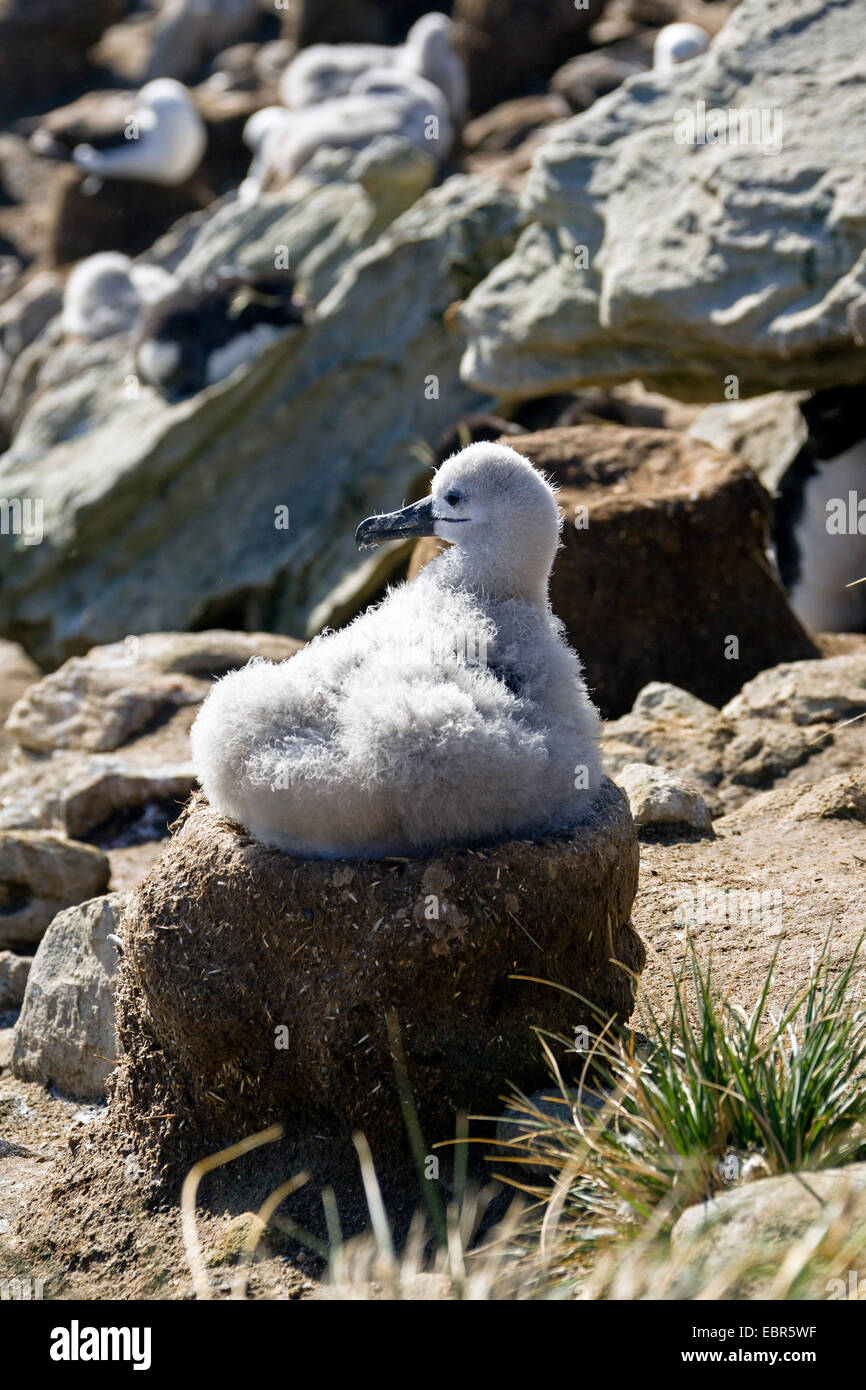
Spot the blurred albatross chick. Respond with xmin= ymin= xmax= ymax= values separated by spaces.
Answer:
xmin=43 ymin=79 xmax=209 ymax=186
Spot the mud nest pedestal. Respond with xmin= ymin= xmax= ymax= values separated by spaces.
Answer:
xmin=108 ymin=780 xmax=643 ymax=1184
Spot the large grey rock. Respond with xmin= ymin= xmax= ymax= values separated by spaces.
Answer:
xmin=5 ymin=630 xmax=301 ymax=754
xmin=157 ymin=137 xmax=437 ymax=307
xmin=459 ymin=0 xmax=866 ymax=401
xmin=4 ymin=139 xmax=435 ymax=459
xmin=0 ymin=169 xmax=518 ymax=666
xmin=0 ymin=831 xmax=109 ymax=948
xmin=670 ymin=1165 xmax=866 ymax=1297
xmin=722 ymin=654 xmax=866 ymax=727
xmin=10 ymin=892 xmax=126 ymax=1100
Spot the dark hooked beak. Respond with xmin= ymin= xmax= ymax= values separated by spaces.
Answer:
xmin=355 ymin=495 xmax=436 ymax=550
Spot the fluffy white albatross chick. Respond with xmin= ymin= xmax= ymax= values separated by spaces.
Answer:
xmin=62 ymin=252 xmax=178 ymax=341
xmin=191 ymin=443 xmax=603 ymax=859
xmin=240 ymin=69 xmax=453 ymax=197
xmin=653 ymin=22 xmax=710 ymax=69
xmin=280 ymin=11 xmax=467 ymax=122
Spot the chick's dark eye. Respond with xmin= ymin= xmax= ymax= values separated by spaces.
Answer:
xmin=445 ymin=491 xmax=461 ymax=507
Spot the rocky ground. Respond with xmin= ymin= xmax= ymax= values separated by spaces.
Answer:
xmin=0 ymin=624 xmax=864 ymax=1298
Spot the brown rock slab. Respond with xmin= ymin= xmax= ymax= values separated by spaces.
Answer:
xmin=108 ymin=780 xmax=644 ymax=1179
xmin=49 ymin=166 xmax=206 ymax=267
xmin=410 ymin=425 xmax=818 ymax=717
xmin=453 ymin=0 xmax=604 ymax=115
xmin=0 ymin=0 xmax=124 ymax=121
xmin=462 ymin=94 xmax=571 ymax=155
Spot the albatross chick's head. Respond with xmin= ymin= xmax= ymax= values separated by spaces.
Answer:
xmin=355 ymin=442 xmax=561 ymax=605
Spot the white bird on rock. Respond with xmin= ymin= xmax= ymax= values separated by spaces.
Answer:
xmin=71 ymin=79 xmax=207 ymax=186
xmin=653 ymin=21 xmax=710 ymax=69
xmin=191 ymin=443 xmax=603 ymax=859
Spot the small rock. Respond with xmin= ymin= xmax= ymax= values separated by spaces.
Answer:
xmin=617 ymin=762 xmax=712 ymax=833
xmin=6 ymin=658 xmax=202 ymax=756
xmin=0 ymin=631 xmax=305 ymax=846
xmin=688 ymin=392 xmax=808 ymax=499
xmin=0 ymin=949 xmax=31 ymax=1010
xmin=5 ymin=630 xmax=302 ymax=754
xmin=204 ymin=1212 xmax=268 ymax=1267
xmin=551 ymin=50 xmax=645 ymax=112
xmin=11 ymin=892 xmax=127 ymax=1100
xmin=0 ymin=831 xmax=110 ymax=948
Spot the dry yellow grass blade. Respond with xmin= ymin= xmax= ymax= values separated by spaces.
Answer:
xmin=180 ymin=1123 xmax=284 ymax=1300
